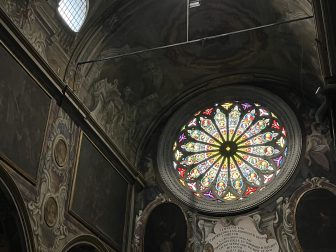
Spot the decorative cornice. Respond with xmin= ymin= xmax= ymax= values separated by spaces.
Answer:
xmin=274 ymin=177 xmax=336 ymax=252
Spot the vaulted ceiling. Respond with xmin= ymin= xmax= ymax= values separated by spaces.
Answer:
xmin=63 ymin=0 xmax=321 ymax=166
xmin=3 ymin=0 xmax=321 ymax=166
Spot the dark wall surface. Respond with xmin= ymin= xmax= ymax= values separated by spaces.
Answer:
xmin=0 ymin=188 xmax=26 ymax=252
xmin=296 ymin=189 xmax=336 ymax=251
xmin=144 ymin=203 xmax=188 ymax=252
xmin=70 ymin=134 xmax=129 ymax=250
xmin=0 ymin=45 xmax=50 ymax=182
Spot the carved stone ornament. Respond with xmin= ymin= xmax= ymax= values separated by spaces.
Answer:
xmin=305 ymin=122 xmax=331 ymax=171
xmin=132 ymin=194 xmax=191 ymax=252
xmin=197 ymin=216 xmax=279 ymax=252
xmin=61 ymin=235 xmax=109 ymax=252
xmin=274 ymin=177 xmax=336 ymax=252
xmin=133 ymin=194 xmax=169 ymax=251
xmin=44 ymin=196 xmax=58 ymax=227
xmin=28 ymin=105 xmax=77 ymax=252
xmin=53 ymin=137 xmax=68 ymax=168
xmin=4 ymin=0 xmax=47 ymax=59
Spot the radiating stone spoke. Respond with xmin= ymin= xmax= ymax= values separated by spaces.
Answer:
xmin=228 ymin=106 xmax=241 ymax=140
xmin=239 ymin=132 xmax=278 ymax=147
xmin=233 ymin=156 xmax=261 ymax=186
xmin=214 ymin=109 xmax=228 ymax=141
xmin=188 ymin=129 xmax=221 ymax=146
xmin=180 ymin=152 xmax=219 ymax=166
xmin=233 ymin=109 xmax=256 ymax=141
xmin=238 ymin=146 xmax=280 ymax=157
xmin=186 ymin=156 xmax=219 ymax=180
xmin=237 ymin=118 xmax=270 ymax=143
xmin=229 ymin=157 xmax=244 ymax=195
xmin=237 ymin=153 xmax=274 ymax=173
xmin=215 ymin=158 xmax=229 ymax=196
xmin=181 ymin=141 xmax=219 ymax=153
xmin=200 ymin=117 xmax=222 ymax=143
xmin=200 ymin=157 xmax=223 ymax=190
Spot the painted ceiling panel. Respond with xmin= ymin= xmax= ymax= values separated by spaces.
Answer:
xmin=74 ymin=0 xmax=321 ymax=165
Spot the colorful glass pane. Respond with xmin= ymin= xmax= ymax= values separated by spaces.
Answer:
xmin=233 ymin=109 xmax=256 ymax=141
xmin=173 ymin=101 xmax=288 ymax=202
xmin=215 ymin=158 xmax=228 ymax=196
xmin=214 ymin=109 xmax=227 ymax=141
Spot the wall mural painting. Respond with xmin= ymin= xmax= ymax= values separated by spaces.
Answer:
xmin=70 ymin=134 xmax=130 ymax=250
xmin=3 ymin=0 xmax=47 ymax=59
xmin=303 ymin=108 xmax=336 ymax=180
xmin=305 ymin=123 xmax=335 ymax=173
xmin=77 ymin=4 xmax=322 ymax=165
xmin=78 ymin=48 xmax=183 ymax=164
xmin=296 ymin=188 xmax=336 ymax=251
xmin=2 ymin=0 xmax=79 ymax=77
xmin=133 ymin=195 xmax=189 ymax=252
xmin=144 ymin=203 xmax=188 ymax=252
xmin=274 ymin=178 xmax=336 ymax=252
xmin=28 ymin=104 xmax=78 ymax=251
xmin=0 ymin=45 xmax=50 ymax=182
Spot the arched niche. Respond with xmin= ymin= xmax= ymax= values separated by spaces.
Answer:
xmin=61 ymin=235 xmax=108 ymax=252
xmin=133 ymin=195 xmax=190 ymax=252
xmin=0 ymin=164 xmax=35 ymax=251
xmin=289 ymin=177 xmax=336 ymax=251
xmin=296 ymin=189 xmax=336 ymax=250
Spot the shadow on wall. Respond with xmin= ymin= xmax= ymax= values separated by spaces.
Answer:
xmin=67 ymin=244 xmax=99 ymax=252
xmin=296 ymin=189 xmax=336 ymax=251
xmin=0 ymin=180 xmax=28 ymax=251
xmin=144 ymin=203 xmax=187 ymax=252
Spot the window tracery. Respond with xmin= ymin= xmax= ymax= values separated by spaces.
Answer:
xmin=157 ymin=86 xmax=302 ymax=213
xmin=58 ymin=0 xmax=88 ymax=32
xmin=173 ymin=101 xmax=288 ymax=202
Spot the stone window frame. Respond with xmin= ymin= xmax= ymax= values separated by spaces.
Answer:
xmin=157 ymin=85 xmax=302 ymax=214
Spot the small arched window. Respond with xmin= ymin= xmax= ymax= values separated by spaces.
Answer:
xmin=58 ymin=0 xmax=88 ymax=32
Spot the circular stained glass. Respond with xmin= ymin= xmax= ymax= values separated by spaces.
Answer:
xmin=174 ymin=101 xmax=287 ymax=200
xmin=158 ymin=86 xmax=302 ymax=213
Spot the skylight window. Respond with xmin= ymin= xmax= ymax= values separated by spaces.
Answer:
xmin=58 ymin=0 xmax=88 ymax=32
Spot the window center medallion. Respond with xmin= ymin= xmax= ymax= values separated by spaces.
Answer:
xmin=220 ymin=141 xmax=237 ymax=157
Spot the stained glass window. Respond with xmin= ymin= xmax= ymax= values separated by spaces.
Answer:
xmin=58 ymin=0 xmax=88 ymax=32
xmin=173 ymin=101 xmax=288 ymax=202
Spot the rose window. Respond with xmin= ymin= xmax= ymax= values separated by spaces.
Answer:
xmin=173 ymin=101 xmax=287 ymax=201
xmin=158 ymin=86 xmax=301 ymax=213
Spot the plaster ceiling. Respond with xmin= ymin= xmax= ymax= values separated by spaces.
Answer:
xmin=68 ymin=0 xmax=322 ymax=165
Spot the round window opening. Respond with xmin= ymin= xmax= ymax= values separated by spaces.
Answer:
xmin=158 ymin=86 xmax=302 ymax=213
